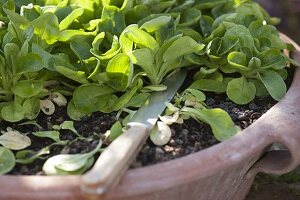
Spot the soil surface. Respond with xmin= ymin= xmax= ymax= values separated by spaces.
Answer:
xmin=2 ymin=93 xmax=276 ymax=175
xmin=131 ymin=94 xmax=276 ymax=168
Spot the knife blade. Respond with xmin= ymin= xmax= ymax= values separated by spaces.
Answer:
xmin=81 ymin=70 xmax=187 ymax=196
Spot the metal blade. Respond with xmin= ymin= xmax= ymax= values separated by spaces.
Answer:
xmin=129 ymin=70 xmax=187 ymax=129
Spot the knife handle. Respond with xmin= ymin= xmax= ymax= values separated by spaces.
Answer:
xmin=81 ymin=123 xmax=148 ymax=197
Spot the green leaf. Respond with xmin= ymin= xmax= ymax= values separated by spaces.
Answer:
xmin=11 ymin=80 xmax=44 ymax=98
xmin=92 ymin=32 xmax=106 ymax=52
xmin=59 ymin=29 xmax=97 ymax=42
xmin=67 ymin=99 xmax=87 ymax=121
xmin=189 ymin=79 xmax=226 ymax=93
xmin=259 ymin=71 xmax=286 ymax=101
xmin=248 ymin=57 xmax=262 ymax=68
xmin=59 ymin=8 xmax=85 ymax=31
xmin=0 ymin=147 xmax=15 ymax=175
xmin=250 ymin=79 xmax=268 ymax=97
xmin=1 ymin=102 xmax=25 ymax=122
xmin=113 ymin=87 xmax=138 ymax=111
xmin=224 ymin=24 xmax=254 ymax=48
xmin=127 ymin=48 xmax=155 ymax=76
xmin=59 ymin=121 xmax=78 ymax=135
xmin=70 ymin=39 xmax=92 ymax=60
xmin=55 ymin=66 xmax=90 ymax=84
xmin=179 ymin=8 xmax=201 ymax=27
xmin=184 ymin=89 xmax=206 ymax=102
xmin=218 ymin=35 xmax=239 ymax=55
xmin=32 ymin=131 xmax=61 ymax=142
xmin=140 ymin=16 xmax=171 ymax=33
xmin=43 ymin=156 xmax=94 ymax=175
xmin=107 ymin=121 xmax=123 ymax=142
xmin=31 ymin=12 xmax=60 ymax=45
xmin=100 ymin=5 xmax=126 ymax=35
xmin=163 ymin=36 xmax=205 ymax=62
xmin=200 ymin=15 xmax=213 ymax=37
xmin=92 ymin=35 xmax=121 ymax=60
xmin=259 ymin=49 xmax=286 ymax=70
xmin=72 ymin=84 xmax=115 ymax=114
xmin=106 ymin=53 xmax=133 ymax=91
xmin=0 ymin=130 xmax=31 ymax=150
xmin=126 ymin=93 xmax=151 ymax=108
xmin=16 ymin=53 xmax=44 ymax=74
xmin=227 ymin=51 xmax=250 ymax=71
xmin=226 ymin=76 xmax=256 ymax=105
xmin=181 ymin=107 xmax=239 ymax=141
xmin=23 ymin=98 xmax=40 ymax=120
xmin=43 ymin=153 xmax=90 ymax=175
xmin=16 ymin=147 xmax=50 ymax=164
xmin=124 ymin=26 xmax=159 ymax=51
xmin=43 ymin=140 xmax=102 ymax=175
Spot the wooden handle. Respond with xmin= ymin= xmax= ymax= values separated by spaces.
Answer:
xmin=81 ymin=123 xmax=148 ymax=197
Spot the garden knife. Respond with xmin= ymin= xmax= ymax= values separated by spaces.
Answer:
xmin=81 ymin=70 xmax=187 ymax=197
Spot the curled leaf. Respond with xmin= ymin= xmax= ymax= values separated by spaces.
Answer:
xmin=150 ymin=121 xmax=172 ymax=146
xmin=40 ymin=100 xmax=55 ymax=115
xmin=49 ymin=92 xmax=67 ymax=107
xmin=159 ymin=111 xmax=180 ymax=125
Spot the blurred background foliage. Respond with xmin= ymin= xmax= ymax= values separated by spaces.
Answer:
xmin=257 ymin=0 xmax=300 ymax=43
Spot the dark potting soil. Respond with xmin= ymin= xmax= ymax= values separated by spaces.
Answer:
xmin=131 ymin=95 xmax=276 ymax=168
xmin=2 ymin=93 xmax=276 ymax=175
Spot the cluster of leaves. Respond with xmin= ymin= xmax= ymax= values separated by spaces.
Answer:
xmin=182 ymin=0 xmax=298 ymax=104
xmin=0 ymin=0 xmax=298 ymax=175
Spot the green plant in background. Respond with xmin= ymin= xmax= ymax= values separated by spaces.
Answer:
xmin=0 ymin=0 xmax=298 ymax=175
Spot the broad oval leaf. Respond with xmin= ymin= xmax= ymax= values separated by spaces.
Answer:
xmin=200 ymin=15 xmax=213 ymax=37
xmin=163 ymin=36 xmax=205 ymax=62
xmin=224 ymin=24 xmax=254 ymax=48
xmin=124 ymin=26 xmax=159 ymax=51
xmin=181 ymin=107 xmax=240 ymax=141
xmin=0 ymin=130 xmax=31 ymax=150
xmin=140 ymin=16 xmax=172 ymax=33
xmin=1 ymin=102 xmax=25 ymax=122
xmin=16 ymin=53 xmax=44 ymax=74
xmin=259 ymin=71 xmax=286 ymax=101
xmin=179 ymin=8 xmax=201 ymax=27
xmin=259 ymin=49 xmax=286 ymax=70
xmin=106 ymin=53 xmax=132 ymax=91
xmin=11 ymin=80 xmax=43 ymax=98
xmin=0 ymin=147 xmax=15 ymax=175
xmin=67 ymin=99 xmax=87 ymax=121
xmin=226 ymin=76 xmax=256 ymax=105
xmin=73 ymin=84 xmax=115 ymax=114
xmin=23 ymin=97 xmax=40 ymax=120
xmin=31 ymin=12 xmax=60 ymax=45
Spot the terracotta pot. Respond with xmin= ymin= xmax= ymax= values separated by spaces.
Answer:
xmin=1 ymin=34 xmax=300 ymax=200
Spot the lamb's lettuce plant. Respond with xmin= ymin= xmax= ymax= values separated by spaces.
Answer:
xmin=0 ymin=0 xmax=298 ymax=175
